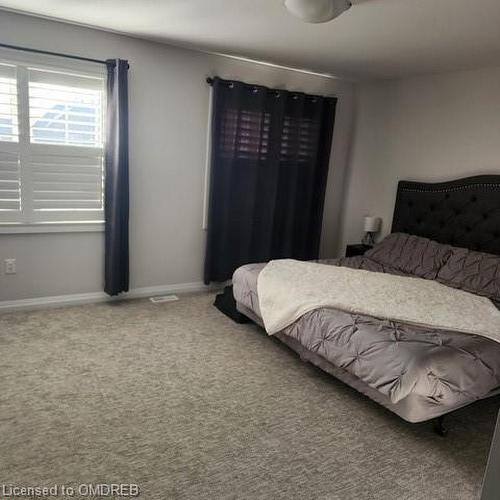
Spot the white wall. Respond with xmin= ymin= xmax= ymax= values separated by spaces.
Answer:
xmin=340 ymin=66 xmax=500 ymax=252
xmin=0 ymin=11 xmax=354 ymax=302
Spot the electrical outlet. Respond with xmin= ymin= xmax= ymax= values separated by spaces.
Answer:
xmin=4 ymin=258 xmax=16 ymax=274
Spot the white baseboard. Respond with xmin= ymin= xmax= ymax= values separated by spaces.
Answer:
xmin=0 ymin=281 xmax=222 ymax=313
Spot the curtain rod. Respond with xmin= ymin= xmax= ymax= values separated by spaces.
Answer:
xmin=206 ymin=77 xmax=336 ymax=101
xmin=0 ymin=42 xmax=108 ymax=65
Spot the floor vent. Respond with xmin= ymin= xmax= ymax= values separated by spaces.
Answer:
xmin=149 ymin=295 xmax=179 ymax=304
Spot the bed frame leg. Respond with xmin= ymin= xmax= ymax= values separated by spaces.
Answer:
xmin=434 ymin=416 xmax=448 ymax=437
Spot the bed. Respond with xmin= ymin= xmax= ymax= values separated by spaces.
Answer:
xmin=231 ymin=175 xmax=500 ymax=431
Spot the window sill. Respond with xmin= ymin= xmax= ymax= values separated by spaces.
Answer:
xmin=0 ymin=222 xmax=105 ymax=234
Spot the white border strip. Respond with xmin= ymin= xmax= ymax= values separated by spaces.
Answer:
xmin=206 ymin=49 xmax=341 ymax=81
xmin=202 ymin=84 xmax=213 ymax=230
xmin=0 ymin=281 xmax=221 ymax=313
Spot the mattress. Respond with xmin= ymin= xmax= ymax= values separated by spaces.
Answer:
xmin=233 ymin=259 xmax=500 ymax=423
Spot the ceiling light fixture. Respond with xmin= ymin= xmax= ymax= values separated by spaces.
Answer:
xmin=284 ymin=0 xmax=352 ymax=23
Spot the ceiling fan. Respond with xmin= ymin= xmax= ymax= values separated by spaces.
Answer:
xmin=284 ymin=0 xmax=352 ymax=23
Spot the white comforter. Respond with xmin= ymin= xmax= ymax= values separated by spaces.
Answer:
xmin=257 ymin=259 xmax=500 ymax=342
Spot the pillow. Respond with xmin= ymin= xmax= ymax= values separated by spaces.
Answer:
xmin=364 ymin=233 xmax=452 ymax=280
xmin=436 ymin=247 xmax=500 ymax=302
xmin=335 ymin=256 xmax=409 ymax=276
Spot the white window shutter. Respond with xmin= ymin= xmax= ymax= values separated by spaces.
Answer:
xmin=0 ymin=63 xmax=19 ymax=142
xmin=28 ymin=146 xmax=104 ymax=222
xmin=0 ymin=64 xmax=21 ymax=219
xmin=0 ymin=149 xmax=21 ymax=213
xmin=0 ymin=58 xmax=106 ymax=226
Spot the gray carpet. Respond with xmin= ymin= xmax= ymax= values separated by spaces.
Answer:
xmin=0 ymin=293 xmax=498 ymax=500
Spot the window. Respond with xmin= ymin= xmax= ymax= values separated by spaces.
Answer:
xmin=280 ymin=115 xmax=320 ymax=163
xmin=0 ymin=64 xmax=18 ymax=143
xmin=219 ymin=107 xmax=320 ymax=164
xmin=220 ymin=109 xmax=270 ymax=161
xmin=0 ymin=57 xmax=106 ymax=228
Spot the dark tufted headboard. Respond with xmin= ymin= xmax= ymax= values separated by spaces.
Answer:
xmin=391 ymin=175 xmax=500 ymax=256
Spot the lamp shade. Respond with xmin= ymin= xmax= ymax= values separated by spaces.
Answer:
xmin=364 ymin=216 xmax=381 ymax=233
xmin=284 ymin=0 xmax=352 ymax=23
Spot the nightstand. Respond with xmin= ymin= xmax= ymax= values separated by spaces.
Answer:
xmin=345 ymin=244 xmax=373 ymax=257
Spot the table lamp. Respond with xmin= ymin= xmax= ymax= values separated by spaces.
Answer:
xmin=362 ymin=216 xmax=381 ymax=246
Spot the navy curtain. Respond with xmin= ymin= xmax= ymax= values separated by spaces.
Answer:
xmin=104 ymin=59 xmax=129 ymax=296
xmin=204 ymin=77 xmax=337 ymax=284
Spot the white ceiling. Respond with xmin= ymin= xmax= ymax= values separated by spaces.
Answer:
xmin=1 ymin=0 xmax=500 ymax=80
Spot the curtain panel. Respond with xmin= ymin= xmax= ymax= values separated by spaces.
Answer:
xmin=204 ymin=77 xmax=337 ymax=284
xmin=104 ymin=59 xmax=129 ymax=296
